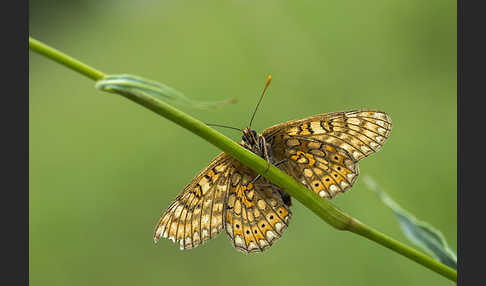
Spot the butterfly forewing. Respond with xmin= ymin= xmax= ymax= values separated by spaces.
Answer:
xmin=153 ymin=153 xmax=233 ymax=249
xmin=263 ymin=110 xmax=391 ymax=198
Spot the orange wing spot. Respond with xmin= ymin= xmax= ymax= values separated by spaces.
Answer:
xmin=194 ymin=185 xmax=202 ymax=198
xmin=333 ymin=164 xmax=351 ymax=178
xmin=246 ymin=189 xmax=255 ymax=200
xmin=257 ymin=219 xmax=273 ymax=234
xmin=207 ymin=169 xmax=215 ymax=178
xmin=306 ymin=153 xmax=316 ymax=166
xmin=257 ymin=199 xmax=266 ymax=210
xmin=253 ymin=208 xmax=261 ymax=218
xmin=252 ymin=225 xmax=265 ymax=240
xmin=290 ymin=151 xmax=316 ymax=166
xmin=330 ymin=153 xmax=344 ymax=164
xmin=315 ymin=161 xmax=330 ymax=171
xmin=311 ymin=180 xmax=325 ymax=193
xmin=225 ymin=212 xmax=233 ymax=224
xmin=246 ymin=210 xmax=254 ymax=221
xmin=266 ymin=211 xmax=283 ymax=227
xmin=276 ymin=207 xmax=289 ymax=218
xmin=299 ymin=124 xmax=312 ymax=135
xmin=233 ymin=219 xmax=244 ymax=236
xmin=321 ymin=175 xmax=334 ymax=188
xmin=329 ymin=171 xmax=345 ymax=183
xmin=243 ymin=225 xmax=255 ymax=245
xmin=324 ymin=145 xmax=337 ymax=153
xmin=321 ymin=121 xmax=332 ymax=132
xmin=235 ymin=184 xmax=255 ymax=208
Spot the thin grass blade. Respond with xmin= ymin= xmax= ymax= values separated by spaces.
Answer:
xmin=95 ymin=74 xmax=237 ymax=109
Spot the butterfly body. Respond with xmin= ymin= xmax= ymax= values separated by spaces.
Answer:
xmin=240 ymin=127 xmax=292 ymax=206
xmin=154 ymin=110 xmax=392 ymax=253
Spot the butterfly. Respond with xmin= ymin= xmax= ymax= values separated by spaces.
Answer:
xmin=153 ymin=76 xmax=392 ymax=253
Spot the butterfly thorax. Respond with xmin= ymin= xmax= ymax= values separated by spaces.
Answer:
xmin=241 ymin=127 xmax=275 ymax=162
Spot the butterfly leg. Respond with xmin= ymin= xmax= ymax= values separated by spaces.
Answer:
xmin=273 ymin=159 xmax=288 ymax=168
xmin=261 ymin=136 xmax=271 ymax=171
xmin=250 ymin=159 xmax=287 ymax=185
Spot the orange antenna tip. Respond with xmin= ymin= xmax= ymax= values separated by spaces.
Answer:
xmin=249 ymin=74 xmax=273 ymax=128
xmin=266 ymin=75 xmax=272 ymax=87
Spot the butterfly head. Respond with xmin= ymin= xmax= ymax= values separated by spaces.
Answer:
xmin=241 ymin=127 xmax=271 ymax=160
xmin=241 ymin=127 xmax=258 ymax=147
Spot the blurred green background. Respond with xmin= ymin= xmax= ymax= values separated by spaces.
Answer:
xmin=29 ymin=0 xmax=456 ymax=285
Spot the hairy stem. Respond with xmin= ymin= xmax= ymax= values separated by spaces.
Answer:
xmin=29 ymin=36 xmax=457 ymax=282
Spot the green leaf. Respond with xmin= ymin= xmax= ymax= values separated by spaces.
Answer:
xmin=95 ymin=74 xmax=237 ymax=109
xmin=363 ymin=176 xmax=457 ymax=270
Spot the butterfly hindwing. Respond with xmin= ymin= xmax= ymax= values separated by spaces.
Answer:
xmin=272 ymin=137 xmax=359 ymax=198
xmin=224 ymin=161 xmax=292 ymax=253
xmin=153 ymin=153 xmax=233 ymax=250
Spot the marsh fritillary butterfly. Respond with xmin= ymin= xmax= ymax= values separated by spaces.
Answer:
xmin=154 ymin=76 xmax=392 ymax=253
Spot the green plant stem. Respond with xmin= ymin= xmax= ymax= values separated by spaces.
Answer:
xmin=348 ymin=219 xmax=457 ymax=281
xmin=29 ymin=37 xmax=105 ymax=81
xmin=29 ymin=36 xmax=457 ymax=282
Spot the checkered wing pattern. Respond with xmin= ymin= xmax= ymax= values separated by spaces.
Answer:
xmin=153 ymin=153 xmax=233 ymax=250
xmin=154 ymin=109 xmax=391 ymax=253
xmin=263 ymin=110 xmax=392 ymax=199
xmin=224 ymin=160 xmax=291 ymax=253
xmin=154 ymin=154 xmax=292 ymax=253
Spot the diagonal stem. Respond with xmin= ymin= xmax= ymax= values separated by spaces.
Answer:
xmin=29 ymin=36 xmax=457 ymax=282
xmin=29 ymin=37 xmax=105 ymax=81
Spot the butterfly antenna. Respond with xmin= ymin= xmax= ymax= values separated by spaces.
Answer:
xmin=249 ymin=75 xmax=272 ymax=129
xmin=205 ymin=123 xmax=242 ymax=132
